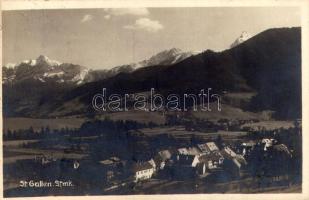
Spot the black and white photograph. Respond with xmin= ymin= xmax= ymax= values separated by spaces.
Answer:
xmin=1 ymin=1 xmax=308 ymax=198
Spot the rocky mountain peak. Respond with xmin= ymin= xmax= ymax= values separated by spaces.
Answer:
xmin=230 ymin=31 xmax=252 ymax=48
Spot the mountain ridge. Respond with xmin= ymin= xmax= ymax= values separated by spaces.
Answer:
xmin=3 ymin=48 xmax=197 ymax=85
xmin=64 ymin=27 xmax=301 ymax=120
xmin=3 ymin=27 xmax=301 ymax=120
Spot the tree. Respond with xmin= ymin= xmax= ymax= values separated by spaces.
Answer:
xmin=216 ymin=135 xmax=223 ymax=149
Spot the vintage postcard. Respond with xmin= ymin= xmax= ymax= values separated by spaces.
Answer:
xmin=1 ymin=0 xmax=309 ymax=199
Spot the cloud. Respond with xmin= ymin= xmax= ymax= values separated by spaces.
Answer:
xmin=104 ymin=8 xmax=149 ymax=17
xmin=104 ymin=15 xmax=111 ymax=20
xmin=124 ymin=18 xmax=163 ymax=33
xmin=81 ymin=14 xmax=93 ymax=23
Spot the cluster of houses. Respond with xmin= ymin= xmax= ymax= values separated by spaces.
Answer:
xmin=31 ymin=136 xmax=294 ymax=188
xmin=125 ymin=141 xmax=247 ymax=182
xmin=241 ymin=137 xmax=292 ymax=158
xmin=125 ymin=137 xmax=293 ymax=183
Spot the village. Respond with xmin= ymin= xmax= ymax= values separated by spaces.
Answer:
xmin=3 ymin=117 xmax=302 ymax=195
xmin=99 ymin=137 xmax=295 ymax=192
xmin=25 ymin=131 xmax=298 ymax=194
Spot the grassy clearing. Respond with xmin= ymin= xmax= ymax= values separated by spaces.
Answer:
xmin=3 ymin=140 xmax=40 ymax=147
xmin=3 ymin=148 xmax=88 ymax=164
xmin=241 ymin=121 xmax=294 ymax=131
xmin=191 ymin=103 xmax=268 ymax=122
xmin=97 ymin=110 xmax=166 ymax=124
xmin=134 ymin=126 xmax=247 ymax=140
xmin=3 ymin=117 xmax=87 ymax=133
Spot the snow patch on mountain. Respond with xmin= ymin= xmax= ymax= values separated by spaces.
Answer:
xmin=43 ymin=71 xmax=65 ymax=78
xmin=230 ymin=31 xmax=251 ymax=48
xmin=21 ymin=55 xmax=62 ymax=67
xmin=3 ymin=55 xmax=88 ymax=84
xmin=72 ymin=68 xmax=90 ymax=85
xmin=93 ymin=48 xmax=199 ymax=80
xmin=3 ymin=48 xmax=200 ymax=85
xmin=5 ymin=63 xmax=17 ymax=68
xmin=134 ymin=48 xmax=197 ymax=69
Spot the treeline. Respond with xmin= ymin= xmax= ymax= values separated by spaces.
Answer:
xmin=246 ymin=127 xmax=301 ymax=150
xmin=3 ymin=118 xmax=158 ymax=141
xmin=247 ymin=126 xmax=302 ymax=181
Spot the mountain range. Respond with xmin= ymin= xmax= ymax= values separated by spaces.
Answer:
xmin=2 ymin=28 xmax=301 ymax=120
xmin=3 ymin=48 xmax=197 ymax=85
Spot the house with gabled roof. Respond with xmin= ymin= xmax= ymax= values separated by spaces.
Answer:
xmin=187 ymin=147 xmax=202 ymax=156
xmin=273 ymin=143 xmax=292 ymax=158
xmin=197 ymin=143 xmax=211 ymax=154
xmin=158 ymin=150 xmax=172 ymax=160
xmin=148 ymin=159 xmax=156 ymax=169
xmin=177 ymin=147 xmax=189 ymax=155
xmin=153 ymin=149 xmax=173 ymax=170
xmin=206 ymin=142 xmax=219 ymax=152
xmin=241 ymin=140 xmax=256 ymax=156
xmin=131 ymin=161 xmax=155 ymax=182
xmin=171 ymin=154 xmax=200 ymax=179
xmin=197 ymin=142 xmax=220 ymax=154
xmin=221 ymin=146 xmax=247 ymax=178
xmin=176 ymin=154 xmax=200 ymax=167
xmin=262 ymin=138 xmax=278 ymax=151
xmin=177 ymin=147 xmax=202 ymax=156
xmin=198 ymin=151 xmax=224 ymax=170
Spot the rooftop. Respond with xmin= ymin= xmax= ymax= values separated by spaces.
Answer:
xmin=131 ymin=162 xmax=154 ymax=172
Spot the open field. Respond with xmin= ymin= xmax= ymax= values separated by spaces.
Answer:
xmin=96 ymin=110 xmax=166 ymax=124
xmin=3 ymin=113 xmax=165 ymax=134
xmin=3 ymin=102 xmax=277 ymax=135
xmin=241 ymin=121 xmax=295 ymax=131
xmin=132 ymin=126 xmax=248 ymax=141
xmin=191 ymin=103 xmax=271 ymax=121
xmin=3 ymin=147 xmax=88 ymax=164
xmin=3 ymin=139 xmax=40 ymax=147
xmin=3 ymin=117 xmax=87 ymax=133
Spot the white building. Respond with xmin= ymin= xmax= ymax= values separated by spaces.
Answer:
xmin=132 ymin=162 xmax=155 ymax=182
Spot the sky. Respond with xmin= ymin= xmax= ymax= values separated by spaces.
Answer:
xmin=3 ymin=7 xmax=301 ymax=70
